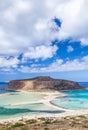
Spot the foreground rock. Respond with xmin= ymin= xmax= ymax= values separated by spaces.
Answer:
xmin=7 ymin=76 xmax=84 ymax=91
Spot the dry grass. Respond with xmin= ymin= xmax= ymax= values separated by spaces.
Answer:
xmin=0 ymin=115 xmax=88 ymax=130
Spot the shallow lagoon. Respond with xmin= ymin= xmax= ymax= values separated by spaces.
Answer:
xmin=0 ymin=82 xmax=88 ymax=119
xmin=0 ymin=103 xmax=62 ymax=119
xmin=0 ymin=91 xmax=63 ymax=119
xmin=0 ymin=92 xmax=44 ymax=106
xmin=51 ymin=90 xmax=88 ymax=110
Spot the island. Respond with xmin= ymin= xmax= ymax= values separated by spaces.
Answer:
xmin=7 ymin=76 xmax=84 ymax=91
xmin=1 ymin=76 xmax=88 ymax=129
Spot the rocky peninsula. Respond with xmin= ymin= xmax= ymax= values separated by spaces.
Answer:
xmin=7 ymin=76 xmax=83 ymax=91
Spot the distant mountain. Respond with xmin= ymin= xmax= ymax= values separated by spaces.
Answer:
xmin=7 ymin=76 xmax=84 ymax=91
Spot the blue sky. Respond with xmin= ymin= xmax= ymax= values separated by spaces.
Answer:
xmin=0 ymin=0 xmax=88 ymax=82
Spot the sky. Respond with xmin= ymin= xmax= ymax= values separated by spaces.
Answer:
xmin=0 ymin=0 xmax=88 ymax=82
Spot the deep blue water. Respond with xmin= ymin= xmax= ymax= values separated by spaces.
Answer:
xmin=0 ymin=83 xmax=16 ymax=94
xmin=79 ymin=82 xmax=88 ymax=87
xmin=0 ymin=82 xmax=8 ymax=89
xmin=0 ymin=83 xmax=8 ymax=93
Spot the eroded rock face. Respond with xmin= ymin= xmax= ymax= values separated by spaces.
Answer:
xmin=7 ymin=76 xmax=84 ymax=91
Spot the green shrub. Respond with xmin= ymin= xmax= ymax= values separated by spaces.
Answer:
xmin=25 ymin=119 xmax=37 ymax=124
xmin=44 ymin=127 xmax=49 ymax=130
xmin=11 ymin=122 xmax=24 ymax=128
xmin=44 ymin=120 xmax=51 ymax=124
xmin=21 ymin=128 xmax=27 ymax=130
xmin=82 ymin=125 xmax=88 ymax=128
xmin=78 ymin=115 xmax=86 ymax=118
xmin=38 ymin=117 xmax=46 ymax=121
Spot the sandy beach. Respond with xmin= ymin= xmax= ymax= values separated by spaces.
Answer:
xmin=0 ymin=91 xmax=88 ymax=124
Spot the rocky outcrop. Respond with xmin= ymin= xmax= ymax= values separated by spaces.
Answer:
xmin=7 ymin=76 xmax=84 ymax=91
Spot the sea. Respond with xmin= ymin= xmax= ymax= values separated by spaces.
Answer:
xmin=0 ymin=82 xmax=88 ymax=119
xmin=0 ymin=82 xmax=8 ymax=93
xmin=51 ymin=82 xmax=88 ymax=110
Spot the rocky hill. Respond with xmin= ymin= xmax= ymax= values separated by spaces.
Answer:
xmin=7 ymin=76 xmax=84 ymax=91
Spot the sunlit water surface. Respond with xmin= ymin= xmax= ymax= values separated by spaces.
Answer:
xmin=0 ymin=83 xmax=63 ymax=119
xmin=51 ymin=89 xmax=88 ymax=110
xmin=0 ymin=82 xmax=88 ymax=119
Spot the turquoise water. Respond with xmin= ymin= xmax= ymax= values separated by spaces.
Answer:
xmin=0 ymin=92 xmax=63 ymax=119
xmin=0 ymin=82 xmax=88 ymax=119
xmin=0 ymin=92 xmax=44 ymax=106
xmin=0 ymin=89 xmax=63 ymax=119
xmin=51 ymin=90 xmax=88 ymax=110
xmin=0 ymin=103 xmax=63 ymax=119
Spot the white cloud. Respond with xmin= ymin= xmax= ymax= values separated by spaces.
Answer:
xmin=0 ymin=0 xmax=88 ymax=58
xmin=80 ymin=38 xmax=88 ymax=46
xmin=44 ymin=56 xmax=88 ymax=72
xmin=67 ymin=45 xmax=74 ymax=52
xmin=23 ymin=45 xmax=58 ymax=60
xmin=0 ymin=57 xmax=19 ymax=68
xmin=0 ymin=0 xmax=88 ymax=74
xmin=19 ymin=66 xmax=31 ymax=73
xmin=19 ymin=55 xmax=88 ymax=73
xmin=0 ymin=0 xmax=60 ymax=59
xmin=3 ymin=0 xmax=32 ymax=22
xmin=2 ymin=55 xmax=87 ymax=73
xmin=55 ymin=0 xmax=88 ymax=46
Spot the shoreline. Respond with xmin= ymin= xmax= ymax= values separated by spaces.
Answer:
xmin=0 ymin=90 xmax=88 ymax=123
xmin=1 ymin=109 xmax=88 ymax=124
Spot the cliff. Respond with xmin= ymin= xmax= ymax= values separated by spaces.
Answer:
xmin=7 ymin=76 xmax=84 ymax=91
xmin=8 ymin=76 xmax=83 ymax=91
